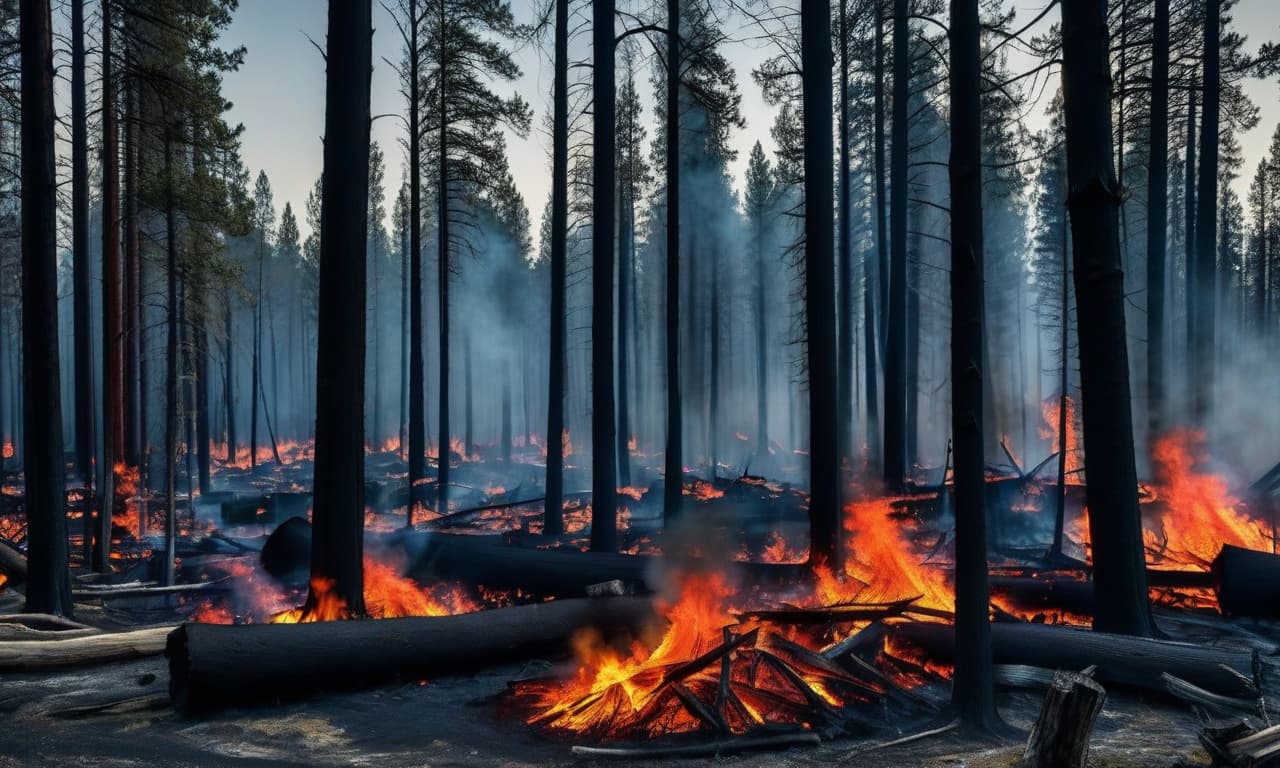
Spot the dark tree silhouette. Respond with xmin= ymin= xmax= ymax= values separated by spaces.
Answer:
xmin=71 ymin=0 xmax=94 ymax=491
xmin=99 ymin=0 xmax=124 ymax=574
xmin=883 ymin=0 xmax=908 ymax=488
xmin=591 ymin=0 xmax=617 ymax=552
xmin=800 ymin=0 xmax=839 ymax=566
xmin=1060 ymin=0 xmax=1154 ymax=638
xmin=307 ymin=0 xmax=373 ymax=616
xmin=544 ymin=0 xmax=568 ymax=536
xmin=663 ymin=0 xmax=683 ymax=524
xmin=1147 ymin=0 xmax=1169 ymax=444
xmin=1193 ymin=0 xmax=1220 ymax=424
xmin=20 ymin=0 xmax=74 ymax=617
xmin=948 ymin=0 xmax=996 ymax=731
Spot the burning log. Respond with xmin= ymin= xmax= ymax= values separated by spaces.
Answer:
xmin=167 ymin=596 xmax=654 ymax=713
xmin=892 ymin=621 xmax=1257 ymax=699
xmin=1213 ymin=544 xmax=1280 ymax=618
xmin=0 ymin=626 xmax=175 ymax=671
xmin=1020 ymin=670 xmax=1106 ymax=768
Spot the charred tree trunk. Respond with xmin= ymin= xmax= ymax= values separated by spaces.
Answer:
xmin=754 ymin=200 xmax=769 ymax=459
xmin=308 ymin=0 xmax=372 ymax=616
xmin=407 ymin=1 xmax=425 ymax=524
xmin=1146 ymin=0 xmax=1169 ymax=445
xmin=124 ymin=68 xmax=141 ymax=469
xmin=71 ymin=0 xmax=94 ymax=488
xmin=837 ymin=0 xmax=854 ymax=468
xmin=501 ymin=362 xmax=512 ymax=464
xmin=544 ymin=0 xmax=568 ymax=536
xmin=463 ymin=333 xmax=473 ymax=458
xmin=436 ymin=0 xmax=451 ymax=515
xmin=223 ymin=287 xmax=235 ymax=462
xmin=195 ymin=305 xmax=211 ymax=495
xmin=1183 ymin=91 xmax=1196 ymax=363
xmin=662 ymin=0 xmax=683 ymax=525
xmin=616 ymin=179 xmax=632 ymax=487
xmin=400 ymin=187 xmax=409 ymax=459
xmin=99 ymin=0 xmax=122 ymax=574
xmin=873 ymin=0 xmax=888 ymax=352
xmin=251 ymin=228 xmax=264 ymax=473
xmin=801 ymin=0 xmax=840 ymax=567
xmin=949 ymin=0 xmax=996 ymax=730
xmin=883 ymin=0 xmax=908 ymax=488
xmin=163 ymin=124 xmax=179 ymax=588
xmin=591 ymin=0 xmax=617 ymax=552
xmin=1192 ymin=0 xmax=1219 ymax=425
xmin=20 ymin=0 xmax=73 ymax=617
xmin=708 ymin=243 xmax=720 ymax=482
xmin=1059 ymin=0 xmax=1153 ymax=637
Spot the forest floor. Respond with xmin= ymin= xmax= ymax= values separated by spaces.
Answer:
xmin=0 ymin=647 xmax=1212 ymax=768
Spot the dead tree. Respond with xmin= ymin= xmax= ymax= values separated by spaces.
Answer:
xmin=948 ymin=0 xmax=996 ymax=731
xmin=882 ymin=0 xmax=908 ymax=488
xmin=1059 ymin=0 xmax=1154 ymax=637
xmin=1145 ymin=0 xmax=1169 ymax=443
xmin=308 ymin=0 xmax=373 ymax=616
xmin=99 ymin=0 xmax=124 ymax=574
xmin=20 ymin=0 xmax=74 ymax=617
xmin=801 ymin=0 xmax=840 ymax=567
xmin=1192 ymin=0 xmax=1220 ymax=424
xmin=544 ymin=0 xmax=568 ymax=536
xmin=591 ymin=0 xmax=617 ymax=552
xmin=662 ymin=0 xmax=683 ymax=525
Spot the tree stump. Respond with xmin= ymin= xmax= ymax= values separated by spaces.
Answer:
xmin=1021 ymin=671 xmax=1106 ymax=768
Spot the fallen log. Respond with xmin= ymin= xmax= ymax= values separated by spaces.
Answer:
xmin=1020 ymin=671 xmax=1106 ymax=768
xmin=569 ymin=731 xmax=822 ymax=759
xmin=73 ymin=578 xmax=230 ymax=601
xmin=892 ymin=621 xmax=1257 ymax=699
xmin=0 ymin=613 xmax=100 ymax=641
xmin=167 ymin=596 xmax=655 ymax=713
xmin=1213 ymin=544 xmax=1280 ymax=618
xmin=0 ymin=626 xmax=174 ymax=671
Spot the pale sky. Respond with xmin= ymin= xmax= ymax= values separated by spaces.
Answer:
xmin=219 ymin=0 xmax=1280 ymax=240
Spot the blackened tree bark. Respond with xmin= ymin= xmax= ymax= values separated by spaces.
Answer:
xmin=709 ymin=243 xmax=720 ymax=481
xmin=591 ymin=0 xmax=617 ymax=552
xmin=223 ymin=288 xmax=236 ymax=462
xmin=163 ymin=124 xmax=179 ymax=587
xmin=948 ymin=0 xmax=995 ymax=730
xmin=1193 ymin=0 xmax=1219 ymax=424
xmin=436 ymin=0 xmax=451 ymax=515
xmin=883 ymin=0 xmax=908 ymax=488
xmin=308 ymin=0 xmax=372 ymax=616
xmin=20 ymin=0 xmax=73 ymax=617
xmin=99 ymin=0 xmax=123 ymax=573
xmin=1183 ymin=91 xmax=1196 ymax=356
xmin=616 ymin=173 xmax=632 ymax=487
xmin=801 ymin=0 xmax=840 ymax=567
xmin=464 ymin=333 xmax=473 ymax=457
xmin=544 ymin=0 xmax=568 ymax=536
xmin=125 ymin=66 xmax=142 ymax=472
xmin=72 ymin=0 xmax=94 ymax=488
xmin=195 ymin=303 xmax=211 ymax=494
xmin=1146 ymin=0 xmax=1169 ymax=444
xmin=662 ymin=0 xmax=683 ymax=524
xmin=1059 ymin=0 xmax=1154 ymax=637
xmin=837 ymin=0 xmax=854 ymax=468
xmin=407 ymin=0 xmax=426 ymax=525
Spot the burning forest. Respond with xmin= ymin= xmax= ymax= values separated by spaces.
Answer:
xmin=4 ymin=0 xmax=1280 ymax=765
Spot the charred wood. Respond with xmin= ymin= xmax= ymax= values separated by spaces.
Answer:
xmin=167 ymin=596 xmax=654 ymax=713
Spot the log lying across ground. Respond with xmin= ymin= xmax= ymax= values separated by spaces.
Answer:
xmin=892 ymin=621 xmax=1257 ymax=699
xmin=1213 ymin=544 xmax=1280 ymax=618
xmin=0 ymin=626 xmax=175 ymax=671
xmin=168 ymin=596 xmax=655 ymax=713
xmin=260 ymin=518 xmax=809 ymax=596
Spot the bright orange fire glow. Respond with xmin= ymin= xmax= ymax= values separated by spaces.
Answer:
xmin=520 ymin=571 xmax=739 ymax=737
xmin=1039 ymin=395 xmax=1083 ymax=479
xmin=1 ymin=440 xmax=13 ymax=459
xmin=1143 ymin=430 xmax=1271 ymax=569
xmin=271 ymin=555 xmax=480 ymax=624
